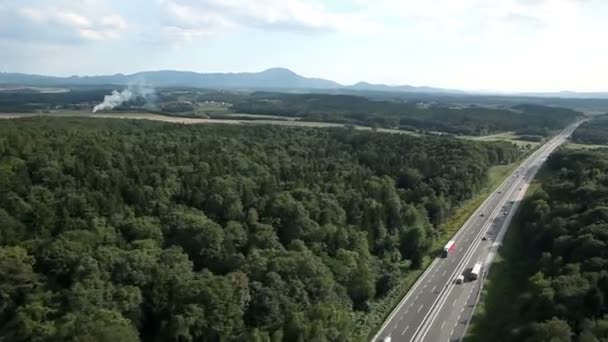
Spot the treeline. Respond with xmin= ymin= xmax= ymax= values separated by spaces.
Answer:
xmin=571 ymin=115 xmax=608 ymax=145
xmin=482 ymin=149 xmax=608 ymax=341
xmin=0 ymin=118 xmax=521 ymax=341
xmin=230 ymin=93 xmax=581 ymax=136
xmin=0 ymin=88 xmax=113 ymax=112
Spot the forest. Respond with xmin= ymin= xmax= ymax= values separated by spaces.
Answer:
xmin=229 ymin=93 xmax=582 ymax=136
xmin=472 ymin=148 xmax=608 ymax=341
xmin=571 ymin=115 xmax=608 ymax=145
xmin=0 ymin=117 xmax=522 ymax=341
xmin=0 ymin=88 xmax=583 ymax=138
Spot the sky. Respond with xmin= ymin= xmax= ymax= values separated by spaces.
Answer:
xmin=0 ymin=0 xmax=607 ymax=92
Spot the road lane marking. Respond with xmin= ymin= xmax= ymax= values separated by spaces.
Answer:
xmin=453 ymin=299 xmax=457 ymax=307
xmin=418 ymin=304 xmax=424 ymax=313
xmin=431 ymin=285 xmax=437 ymax=293
xmin=414 ymin=177 xmax=521 ymax=342
xmin=401 ymin=325 xmax=410 ymax=335
xmin=441 ymin=321 xmax=446 ymax=330
xmin=442 ymin=270 xmax=447 ymax=276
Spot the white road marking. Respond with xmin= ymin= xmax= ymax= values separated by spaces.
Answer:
xmin=442 ymin=270 xmax=447 ymax=276
xmin=441 ymin=321 xmax=446 ymax=330
xmin=431 ymin=285 xmax=437 ymax=293
xmin=453 ymin=299 xmax=458 ymax=307
xmin=401 ymin=325 xmax=410 ymax=335
xmin=418 ymin=304 xmax=424 ymax=313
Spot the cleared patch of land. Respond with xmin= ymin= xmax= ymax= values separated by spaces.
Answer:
xmin=460 ymin=132 xmax=541 ymax=147
xmin=0 ymin=86 xmax=70 ymax=93
xmin=0 ymin=111 xmax=421 ymax=136
xmin=220 ymin=113 xmax=300 ymax=121
xmin=564 ymin=141 xmax=608 ymax=150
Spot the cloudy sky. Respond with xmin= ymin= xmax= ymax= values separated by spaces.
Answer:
xmin=0 ymin=0 xmax=606 ymax=92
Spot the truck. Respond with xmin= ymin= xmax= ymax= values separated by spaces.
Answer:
xmin=442 ymin=240 xmax=456 ymax=258
xmin=470 ymin=262 xmax=483 ymax=281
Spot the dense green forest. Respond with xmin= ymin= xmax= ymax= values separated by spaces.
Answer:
xmin=472 ymin=148 xmax=608 ymax=341
xmin=0 ymin=117 xmax=521 ymax=341
xmin=0 ymin=88 xmax=582 ymax=137
xmin=229 ymin=93 xmax=582 ymax=136
xmin=571 ymin=115 xmax=608 ymax=145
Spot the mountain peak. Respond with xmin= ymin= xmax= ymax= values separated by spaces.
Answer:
xmin=260 ymin=67 xmax=298 ymax=76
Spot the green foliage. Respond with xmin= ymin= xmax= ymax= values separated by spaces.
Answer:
xmin=231 ymin=93 xmax=582 ymax=136
xmin=571 ymin=115 xmax=608 ymax=145
xmin=487 ymin=148 xmax=608 ymax=341
xmin=0 ymin=117 xmax=521 ymax=340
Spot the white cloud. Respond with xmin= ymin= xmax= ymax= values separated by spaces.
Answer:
xmin=1 ymin=2 xmax=128 ymax=43
xmin=101 ymin=14 xmax=129 ymax=30
xmin=159 ymin=0 xmax=374 ymax=42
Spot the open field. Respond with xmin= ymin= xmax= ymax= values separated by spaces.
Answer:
xmin=219 ymin=113 xmax=300 ymax=121
xmin=564 ymin=141 xmax=608 ymax=150
xmin=0 ymin=86 xmax=71 ymax=93
xmin=0 ymin=111 xmax=422 ymax=136
xmin=460 ymin=132 xmax=542 ymax=147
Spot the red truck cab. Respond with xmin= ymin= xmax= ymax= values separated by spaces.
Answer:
xmin=442 ymin=240 xmax=456 ymax=258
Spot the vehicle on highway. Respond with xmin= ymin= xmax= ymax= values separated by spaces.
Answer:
xmin=503 ymin=211 xmax=508 ymax=216
xmin=383 ymin=336 xmax=391 ymax=342
xmin=469 ymin=262 xmax=483 ymax=281
xmin=482 ymin=236 xmax=487 ymax=241
xmin=480 ymin=213 xmax=485 ymax=217
xmin=442 ymin=240 xmax=456 ymax=258
xmin=456 ymin=275 xmax=464 ymax=284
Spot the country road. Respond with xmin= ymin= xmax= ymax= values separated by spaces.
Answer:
xmin=372 ymin=121 xmax=583 ymax=342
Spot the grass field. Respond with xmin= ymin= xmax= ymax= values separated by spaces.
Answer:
xmin=463 ymin=181 xmax=541 ymax=342
xmin=564 ymin=141 xmax=608 ymax=150
xmin=219 ymin=113 xmax=300 ymax=121
xmin=461 ymin=132 xmax=542 ymax=147
xmin=0 ymin=111 xmax=424 ymax=136
xmin=194 ymin=102 xmax=231 ymax=116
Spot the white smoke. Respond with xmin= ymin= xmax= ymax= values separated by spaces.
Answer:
xmin=92 ymin=82 xmax=156 ymax=113
xmin=93 ymin=89 xmax=133 ymax=112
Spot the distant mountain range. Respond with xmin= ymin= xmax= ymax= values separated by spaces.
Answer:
xmin=0 ymin=68 xmax=606 ymax=98
xmin=0 ymin=68 xmax=457 ymax=94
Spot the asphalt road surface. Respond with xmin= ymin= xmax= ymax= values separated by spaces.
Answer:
xmin=372 ymin=121 xmax=583 ymax=342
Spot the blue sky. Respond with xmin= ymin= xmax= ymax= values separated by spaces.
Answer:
xmin=1 ymin=0 xmax=607 ymax=92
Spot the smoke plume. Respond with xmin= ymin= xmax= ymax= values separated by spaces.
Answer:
xmin=92 ymin=82 xmax=156 ymax=112
xmin=93 ymin=89 xmax=133 ymax=112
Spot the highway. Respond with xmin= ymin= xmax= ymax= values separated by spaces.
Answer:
xmin=372 ymin=121 xmax=583 ymax=342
